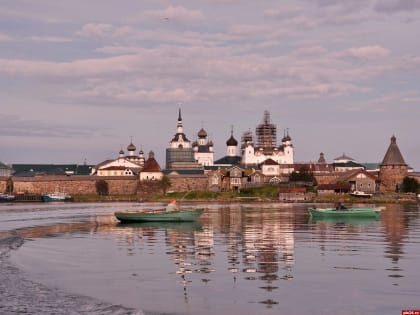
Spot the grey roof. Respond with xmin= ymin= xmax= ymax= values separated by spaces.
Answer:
xmin=381 ymin=135 xmax=406 ymax=166
xmin=0 ymin=161 xmax=12 ymax=169
xmin=334 ymin=153 xmax=355 ymax=161
xmin=318 ymin=152 xmax=326 ymax=163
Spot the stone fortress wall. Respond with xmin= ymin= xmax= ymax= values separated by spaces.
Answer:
xmin=0 ymin=174 xmax=209 ymax=196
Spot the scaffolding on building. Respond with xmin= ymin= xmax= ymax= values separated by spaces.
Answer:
xmin=256 ymin=110 xmax=277 ymax=150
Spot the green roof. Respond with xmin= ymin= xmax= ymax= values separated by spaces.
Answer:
xmin=11 ymin=164 xmax=94 ymax=176
xmin=214 ymin=155 xmax=242 ymax=166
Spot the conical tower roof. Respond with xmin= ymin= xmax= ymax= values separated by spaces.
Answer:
xmin=381 ymin=135 xmax=406 ymax=166
xmin=142 ymin=151 xmax=161 ymax=172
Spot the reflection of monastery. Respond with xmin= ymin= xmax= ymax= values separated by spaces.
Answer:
xmin=1 ymin=109 xmax=419 ymax=195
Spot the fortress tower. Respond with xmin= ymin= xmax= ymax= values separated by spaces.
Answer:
xmin=379 ymin=135 xmax=408 ymax=191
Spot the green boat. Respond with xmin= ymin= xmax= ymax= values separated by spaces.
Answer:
xmin=308 ymin=207 xmax=381 ymax=219
xmin=114 ymin=208 xmax=204 ymax=223
xmin=117 ymin=221 xmax=202 ymax=231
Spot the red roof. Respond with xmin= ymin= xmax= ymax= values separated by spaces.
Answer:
xmin=142 ymin=157 xmax=161 ymax=172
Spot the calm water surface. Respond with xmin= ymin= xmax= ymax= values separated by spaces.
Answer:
xmin=1 ymin=202 xmax=419 ymax=315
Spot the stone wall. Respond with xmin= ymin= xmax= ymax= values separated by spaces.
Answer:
xmin=168 ymin=174 xmax=208 ymax=192
xmin=137 ymin=181 xmax=162 ymax=198
xmin=7 ymin=175 xmax=138 ymax=195
xmin=1 ymin=174 xmax=209 ymax=196
xmin=0 ymin=177 xmax=7 ymax=192
xmin=314 ymin=174 xmax=339 ymax=185
xmin=379 ymin=165 xmax=408 ymax=191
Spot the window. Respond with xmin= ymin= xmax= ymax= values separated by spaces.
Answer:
xmin=231 ymin=178 xmax=240 ymax=184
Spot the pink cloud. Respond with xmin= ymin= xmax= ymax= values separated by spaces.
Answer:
xmin=344 ymin=45 xmax=391 ymax=59
xmin=146 ymin=6 xmax=205 ymax=23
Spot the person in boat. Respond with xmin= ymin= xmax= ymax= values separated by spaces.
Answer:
xmin=335 ymin=201 xmax=347 ymax=210
xmin=166 ymin=198 xmax=179 ymax=212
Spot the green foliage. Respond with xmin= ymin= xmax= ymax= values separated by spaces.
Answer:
xmin=240 ymin=186 xmax=279 ymax=197
xmin=159 ymin=175 xmax=171 ymax=194
xmin=95 ymin=179 xmax=109 ymax=196
xmin=401 ymin=176 xmax=419 ymax=193
xmin=289 ymin=165 xmax=316 ymax=184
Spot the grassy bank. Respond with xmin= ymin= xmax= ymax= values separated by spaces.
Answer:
xmin=71 ymin=188 xmax=418 ymax=204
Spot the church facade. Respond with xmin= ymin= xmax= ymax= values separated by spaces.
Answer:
xmin=192 ymin=128 xmax=214 ymax=166
xmin=93 ymin=140 xmax=145 ymax=176
xmin=165 ymin=109 xmax=203 ymax=174
xmin=241 ymin=111 xmax=294 ymax=166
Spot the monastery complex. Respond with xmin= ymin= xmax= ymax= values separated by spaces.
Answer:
xmin=1 ymin=109 xmax=419 ymax=197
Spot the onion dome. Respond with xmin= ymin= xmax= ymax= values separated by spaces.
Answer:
xmin=198 ymin=128 xmax=207 ymax=138
xmin=127 ymin=142 xmax=136 ymax=152
xmin=119 ymin=149 xmax=125 ymax=156
xmin=227 ymin=127 xmax=238 ymax=146
xmin=226 ymin=134 xmax=238 ymax=146
xmin=282 ymin=129 xmax=292 ymax=142
xmin=318 ymin=152 xmax=326 ymax=163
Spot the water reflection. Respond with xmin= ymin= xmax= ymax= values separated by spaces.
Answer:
xmin=4 ymin=202 xmax=420 ymax=315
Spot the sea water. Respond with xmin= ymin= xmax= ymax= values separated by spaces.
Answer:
xmin=1 ymin=202 xmax=419 ymax=315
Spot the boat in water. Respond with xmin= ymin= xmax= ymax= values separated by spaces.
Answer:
xmin=0 ymin=192 xmax=15 ymax=202
xmin=117 ymin=221 xmax=203 ymax=231
xmin=41 ymin=192 xmax=72 ymax=202
xmin=308 ymin=207 xmax=381 ymax=219
xmin=114 ymin=208 xmax=204 ymax=223
xmin=349 ymin=190 xmax=373 ymax=198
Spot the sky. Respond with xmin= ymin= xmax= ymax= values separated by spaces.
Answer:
xmin=0 ymin=0 xmax=419 ymax=170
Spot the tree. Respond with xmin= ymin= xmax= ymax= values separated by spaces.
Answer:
xmin=160 ymin=175 xmax=172 ymax=194
xmin=289 ymin=165 xmax=316 ymax=185
xmin=6 ymin=177 xmax=13 ymax=194
xmin=95 ymin=179 xmax=109 ymax=196
xmin=401 ymin=176 xmax=419 ymax=193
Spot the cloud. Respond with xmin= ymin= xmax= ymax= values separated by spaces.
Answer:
xmin=0 ymin=55 xmax=142 ymax=77
xmin=264 ymin=7 xmax=302 ymax=20
xmin=0 ymin=33 xmax=13 ymax=41
xmin=343 ymin=45 xmax=391 ymax=60
xmin=30 ymin=36 xmax=73 ymax=43
xmin=374 ymin=0 xmax=420 ymax=13
xmin=0 ymin=114 xmax=95 ymax=138
xmin=75 ymin=23 xmax=138 ymax=40
xmin=145 ymin=5 xmax=206 ymax=23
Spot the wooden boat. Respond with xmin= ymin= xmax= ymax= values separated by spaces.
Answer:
xmin=41 ymin=192 xmax=72 ymax=202
xmin=349 ymin=190 xmax=373 ymax=198
xmin=117 ymin=221 xmax=202 ymax=231
xmin=0 ymin=192 xmax=15 ymax=202
xmin=114 ymin=208 xmax=204 ymax=223
xmin=309 ymin=216 xmax=380 ymax=225
xmin=308 ymin=207 xmax=381 ymax=218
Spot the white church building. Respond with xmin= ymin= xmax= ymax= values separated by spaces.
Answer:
xmin=241 ymin=111 xmax=294 ymax=166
